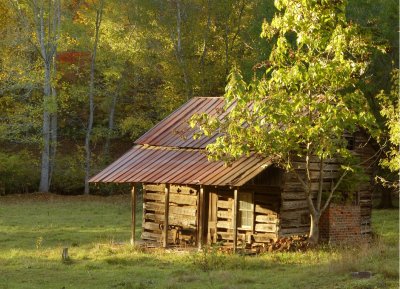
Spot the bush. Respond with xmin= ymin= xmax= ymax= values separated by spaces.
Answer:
xmin=51 ymin=152 xmax=85 ymax=194
xmin=0 ymin=150 xmax=39 ymax=194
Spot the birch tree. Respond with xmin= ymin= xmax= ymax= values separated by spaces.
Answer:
xmin=11 ymin=0 xmax=61 ymax=192
xmin=84 ymin=0 xmax=105 ymax=195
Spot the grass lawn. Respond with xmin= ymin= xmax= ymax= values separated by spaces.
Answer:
xmin=0 ymin=193 xmax=398 ymax=289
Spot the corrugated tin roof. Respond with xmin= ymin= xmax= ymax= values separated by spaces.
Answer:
xmin=90 ymin=145 xmax=271 ymax=186
xmin=90 ymin=96 xmax=272 ymax=186
xmin=135 ymin=97 xmax=228 ymax=148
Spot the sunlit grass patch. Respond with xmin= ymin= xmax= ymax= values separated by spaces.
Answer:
xmin=0 ymin=194 xmax=398 ymax=289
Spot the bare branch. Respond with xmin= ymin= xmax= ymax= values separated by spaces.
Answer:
xmin=320 ymin=170 xmax=349 ymax=214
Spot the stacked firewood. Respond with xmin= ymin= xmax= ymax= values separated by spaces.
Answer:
xmin=267 ymin=235 xmax=310 ymax=252
xmin=252 ymin=235 xmax=310 ymax=253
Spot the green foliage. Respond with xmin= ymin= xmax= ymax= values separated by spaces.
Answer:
xmin=377 ymin=69 xmax=400 ymax=174
xmin=0 ymin=151 xmax=39 ymax=194
xmin=0 ymin=0 xmax=397 ymax=194
xmin=193 ymin=0 xmax=376 ymax=168
xmin=51 ymin=151 xmax=85 ymax=194
xmin=191 ymin=245 xmax=226 ymax=272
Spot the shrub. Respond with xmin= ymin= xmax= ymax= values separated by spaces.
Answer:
xmin=0 ymin=150 xmax=39 ymax=194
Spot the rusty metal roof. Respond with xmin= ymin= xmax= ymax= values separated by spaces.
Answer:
xmin=90 ymin=145 xmax=271 ymax=186
xmin=90 ymin=97 xmax=272 ymax=186
xmin=135 ymin=96 xmax=228 ymax=148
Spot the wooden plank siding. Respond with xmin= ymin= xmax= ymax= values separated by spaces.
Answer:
xmin=141 ymin=184 xmax=199 ymax=246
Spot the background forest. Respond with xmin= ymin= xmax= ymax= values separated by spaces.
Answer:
xmin=0 ymin=0 xmax=398 ymax=195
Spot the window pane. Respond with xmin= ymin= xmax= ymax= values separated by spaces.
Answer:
xmin=238 ymin=192 xmax=253 ymax=228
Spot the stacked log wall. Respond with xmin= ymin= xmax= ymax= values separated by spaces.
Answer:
xmin=352 ymin=131 xmax=375 ymax=235
xmin=279 ymin=156 xmax=340 ymax=237
xmin=279 ymin=132 xmax=375 ymax=237
xmin=142 ymin=184 xmax=199 ymax=245
xmin=213 ymin=188 xmax=280 ymax=248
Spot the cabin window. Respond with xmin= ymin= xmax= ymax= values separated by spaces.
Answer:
xmin=238 ymin=192 xmax=253 ymax=229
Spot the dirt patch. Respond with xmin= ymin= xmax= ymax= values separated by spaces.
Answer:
xmin=0 ymin=192 xmax=130 ymax=204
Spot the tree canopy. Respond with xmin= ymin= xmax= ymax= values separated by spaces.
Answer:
xmin=0 ymin=0 xmax=398 ymax=195
xmin=190 ymin=0 xmax=387 ymax=243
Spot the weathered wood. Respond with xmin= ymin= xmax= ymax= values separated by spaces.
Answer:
xmin=170 ymin=185 xmax=198 ymax=194
xmin=198 ymin=187 xmax=204 ymax=249
xmin=170 ymin=193 xmax=198 ymax=206
xmin=143 ymin=221 xmax=161 ymax=232
xmin=255 ymin=205 xmax=278 ymax=216
xmin=144 ymin=213 xmax=197 ymax=227
xmin=255 ymin=214 xmax=279 ymax=223
xmin=146 ymin=192 xmax=198 ymax=206
xmin=233 ymin=189 xmax=238 ymax=253
xmin=208 ymin=191 xmax=218 ymax=244
xmin=141 ymin=231 xmax=174 ymax=243
xmin=279 ymin=226 xmax=309 ymax=236
xmin=144 ymin=192 xmax=164 ymax=202
xmin=144 ymin=184 xmax=165 ymax=192
xmin=217 ymin=200 xmax=232 ymax=209
xmin=280 ymin=209 xmax=309 ymax=221
xmin=141 ymin=231 xmax=161 ymax=241
xmin=253 ymin=233 xmax=278 ymax=242
xmin=284 ymin=181 xmax=331 ymax=192
xmin=217 ymin=210 xmax=231 ymax=219
xmin=62 ymin=248 xmax=69 ymax=261
xmin=217 ymin=221 xmax=232 ymax=229
xmin=144 ymin=202 xmax=197 ymax=216
xmin=217 ymin=232 xmax=245 ymax=241
xmin=291 ymin=156 xmax=337 ymax=163
xmin=281 ymin=200 xmax=309 ymax=211
xmin=291 ymin=162 xmax=339 ymax=170
xmin=131 ymin=185 xmax=136 ymax=245
xmin=255 ymin=223 xmax=277 ymax=233
xmin=163 ymin=185 xmax=170 ymax=248
xmin=282 ymin=192 xmax=314 ymax=200
xmin=144 ymin=202 xmax=165 ymax=213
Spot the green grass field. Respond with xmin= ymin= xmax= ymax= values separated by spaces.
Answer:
xmin=0 ymin=194 xmax=398 ymax=289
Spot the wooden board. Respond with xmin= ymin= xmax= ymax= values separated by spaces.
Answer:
xmin=144 ymin=184 xmax=165 ymax=192
xmin=255 ymin=214 xmax=278 ymax=223
xmin=217 ymin=221 xmax=232 ymax=229
xmin=255 ymin=223 xmax=277 ymax=233
xmin=217 ymin=200 xmax=232 ymax=209
xmin=144 ymin=202 xmax=197 ymax=216
xmin=170 ymin=185 xmax=199 ymax=195
xmin=144 ymin=213 xmax=197 ymax=227
xmin=281 ymin=200 xmax=309 ymax=211
xmin=255 ymin=205 xmax=278 ymax=216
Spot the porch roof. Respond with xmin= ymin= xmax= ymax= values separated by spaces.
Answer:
xmin=89 ymin=144 xmax=271 ymax=186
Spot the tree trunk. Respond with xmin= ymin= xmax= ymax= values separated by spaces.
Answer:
xmin=308 ymin=213 xmax=320 ymax=245
xmin=84 ymin=1 xmax=104 ymax=195
xmin=39 ymin=65 xmax=51 ymax=192
xmin=32 ymin=0 xmax=60 ymax=193
xmin=174 ymin=0 xmax=191 ymax=99
xmin=49 ymin=56 xmax=58 ymax=186
xmin=104 ymin=93 xmax=117 ymax=158
xmin=199 ymin=0 xmax=211 ymax=95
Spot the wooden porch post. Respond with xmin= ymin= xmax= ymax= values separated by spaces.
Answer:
xmin=130 ymin=184 xmax=136 ymax=246
xmin=163 ymin=184 xmax=170 ymax=248
xmin=233 ymin=188 xmax=238 ymax=253
xmin=197 ymin=186 xmax=204 ymax=250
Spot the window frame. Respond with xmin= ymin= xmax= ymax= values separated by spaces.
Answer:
xmin=237 ymin=191 xmax=254 ymax=230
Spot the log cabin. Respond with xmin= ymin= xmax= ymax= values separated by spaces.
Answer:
xmin=90 ymin=97 xmax=376 ymax=250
